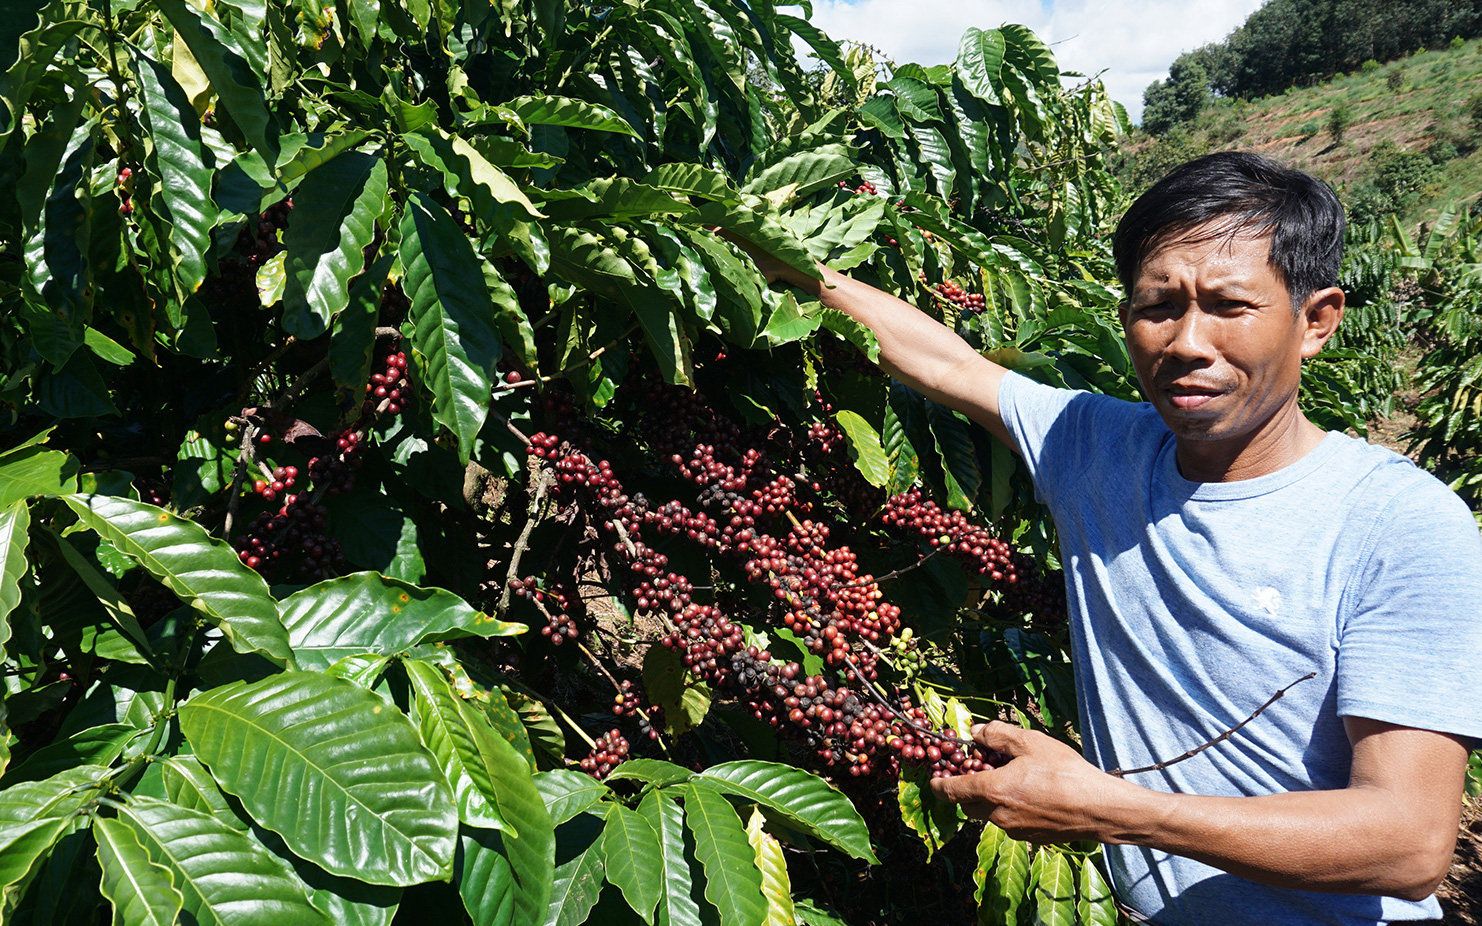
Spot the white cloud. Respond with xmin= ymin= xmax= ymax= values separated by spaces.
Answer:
xmin=804 ymin=0 xmax=1264 ymax=123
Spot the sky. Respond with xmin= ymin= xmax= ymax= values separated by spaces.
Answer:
xmin=804 ymin=0 xmax=1266 ymax=124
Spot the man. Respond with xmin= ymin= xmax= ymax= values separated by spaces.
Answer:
xmin=743 ymin=152 xmax=1482 ymax=924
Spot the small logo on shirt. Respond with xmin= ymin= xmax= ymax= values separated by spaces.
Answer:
xmin=1252 ymin=586 xmax=1283 ymax=618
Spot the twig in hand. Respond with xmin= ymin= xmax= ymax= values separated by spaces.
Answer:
xmin=847 ymin=638 xmax=977 ymax=750
xmin=499 ymin=465 xmax=554 ymax=612
xmin=1107 ymin=672 xmax=1317 ymax=778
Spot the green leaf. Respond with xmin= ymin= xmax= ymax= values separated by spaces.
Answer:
xmin=20 ymin=110 xmax=94 ymax=368
xmin=177 ymin=672 xmax=459 ymax=886
xmin=895 ymin=772 xmax=961 ymax=859
xmin=280 ymin=572 xmax=524 ymax=670
xmin=0 ymin=445 xmax=78 ymax=507
xmin=49 ymin=531 xmax=153 ymax=664
xmin=1031 ymin=847 xmax=1076 ymax=926
xmin=972 ymin=823 xmax=1003 ymax=908
xmin=956 ymin=28 xmax=1006 ymax=106
xmin=457 ymin=821 xmax=558 ymax=926
xmin=156 ymin=0 xmax=275 ymax=158
xmin=642 ymin=643 xmax=708 ymax=736
xmin=680 ymin=784 xmax=766 ymax=926
xmin=406 ymin=659 xmax=552 ymax=854
xmin=743 ymin=807 xmax=796 ymax=926
xmin=832 ymin=410 xmax=890 ymax=488
xmin=94 ymin=815 xmax=186 ymax=926
xmin=742 ymin=144 xmax=856 ymax=203
xmin=542 ymin=830 xmax=605 ymax=926
xmin=534 ymin=770 xmax=610 ymax=827
xmin=401 ymin=192 xmax=504 ymax=464
xmin=132 ymin=45 xmax=215 ymax=295
xmin=330 ymin=254 xmax=392 ymax=394
xmin=600 ymin=802 xmax=663 ymax=923
xmin=637 ymin=790 xmax=701 ymax=926
xmin=694 ymin=201 xmax=821 ymax=282
xmin=694 ymin=761 xmax=876 ymax=863
xmin=640 ymin=164 xmax=741 ymax=203
xmin=605 ymin=758 xmax=694 ymax=788
xmin=0 ymin=502 xmax=30 ymax=653
xmin=982 ymin=832 xmax=1029 ymax=923
xmin=927 ymin=403 xmax=981 ymax=511
xmin=1076 ymin=854 xmax=1118 ymax=926
xmin=282 ymin=153 xmax=387 ymax=339
xmin=883 ymin=385 xmax=921 ymax=496
xmin=0 ymin=723 xmax=136 ymax=788
xmin=0 ymin=765 xmax=105 ymax=888
xmin=403 ymin=129 xmax=543 ymax=221
xmin=502 ymin=94 xmax=639 ymax=136
xmin=61 ymin=495 xmax=290 ymax=668
xmin=118 ymin=796 xmax=329 ymax=926
xmin=160 ymin=756 xmax=247 ymax=833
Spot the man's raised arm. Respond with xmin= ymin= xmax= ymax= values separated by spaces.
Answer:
xmin=747 ymin=253 xmax=1015 ymax=450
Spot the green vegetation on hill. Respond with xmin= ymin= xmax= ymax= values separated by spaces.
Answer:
xmin=1141 ymin=0 xmax=1482 ymax=134
xmin=1119 ymin=38 xmax=1482 ymax=229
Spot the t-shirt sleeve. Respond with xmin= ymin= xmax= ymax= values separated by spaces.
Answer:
xmin=1336 ymin=476 xmax=1482 ymax=744
xmin=997 ymin=371 xmax=1154 ymax=512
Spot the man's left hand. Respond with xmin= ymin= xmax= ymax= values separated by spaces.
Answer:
xmin=928 ymin=721 xmax=1130 ymax=844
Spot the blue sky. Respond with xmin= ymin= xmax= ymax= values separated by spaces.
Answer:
xmin=805 ymin=0 xmax=1265 ymax=123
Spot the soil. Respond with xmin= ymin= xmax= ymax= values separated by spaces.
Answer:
xmin=1441 ymin=799 xmax=1482 ymax=924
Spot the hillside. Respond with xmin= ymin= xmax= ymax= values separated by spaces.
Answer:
xmin=1119 ymin=38 xmax=1482 ymax=227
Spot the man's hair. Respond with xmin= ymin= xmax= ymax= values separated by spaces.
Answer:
xmin=1112 ymin=151 xmax=1345 ymax=310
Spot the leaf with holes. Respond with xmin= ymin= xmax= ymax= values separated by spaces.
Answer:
xmin=177 ymin=672 xmax=458 ymax=885
xmin=694 ymin=760 xmax=875 ymax=863
xmin=62 ymin=495 xmax=290 ymax=668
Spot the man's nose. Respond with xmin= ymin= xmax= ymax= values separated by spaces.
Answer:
xmin=1165 ymin=308 xmax=1216 ymax=363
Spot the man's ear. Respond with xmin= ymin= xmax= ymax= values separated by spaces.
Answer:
xmin=1299 ymin=286 xmax=1345 ymax=359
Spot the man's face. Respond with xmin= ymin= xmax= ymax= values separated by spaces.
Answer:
xmin=1118 ymin=230 xmax=1321 ymax=453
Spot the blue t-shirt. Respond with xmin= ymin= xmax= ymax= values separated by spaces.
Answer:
xmin=998 ymin=371 xmax=1482 ymax=926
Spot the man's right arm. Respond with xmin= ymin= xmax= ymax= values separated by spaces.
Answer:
xmin=767 ymin=260 xmax=1015 ymax=450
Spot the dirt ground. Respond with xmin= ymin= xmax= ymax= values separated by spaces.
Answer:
xmin=1440 ymin=799 xmax=1482 ymax=924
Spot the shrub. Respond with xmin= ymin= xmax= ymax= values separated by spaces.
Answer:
xmin=1328 ymin=103 xmax=1353 ymax=144
xmin=1362 ymin=58 xmax=1382 ymax=73
xmin=1451 ymin=35 xmax=1466 ymax=50
xmin=1387 ymin=68 xmax=1406 ymax=92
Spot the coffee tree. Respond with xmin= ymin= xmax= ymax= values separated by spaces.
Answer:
xmin=0 ymin=1 xmax=1138 ymax=923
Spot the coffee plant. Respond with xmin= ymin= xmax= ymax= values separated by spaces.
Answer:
xmin=0 ymin=0 xmax=1166 ymax=923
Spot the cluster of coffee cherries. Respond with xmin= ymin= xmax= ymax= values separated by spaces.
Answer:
xmin=838 ymin=179 xmax=880 ymax=196
xmin=612 ymin=679 xmax=664 ymax=741
xmin=508 ymin=576 xmax=577 ymax=644
xmin=579 ymin=729 xmax=630 ymax=779
xmin=117 ymin=166 xmax=135 ymax=216
xmin=232 ymin=337 xmax=413 ymax=581
xmin=366 ymin=343 xmax=410 ymax=416
xmin=920 ymin=272 xmax=987 ymax=315
xmin=251 ymin=465 xmax=298 ymax=504
xmin=889 ymin=701 xmax=1000 ymax=779
xmin=880 ymin=489 xmax=1064 ymax=619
